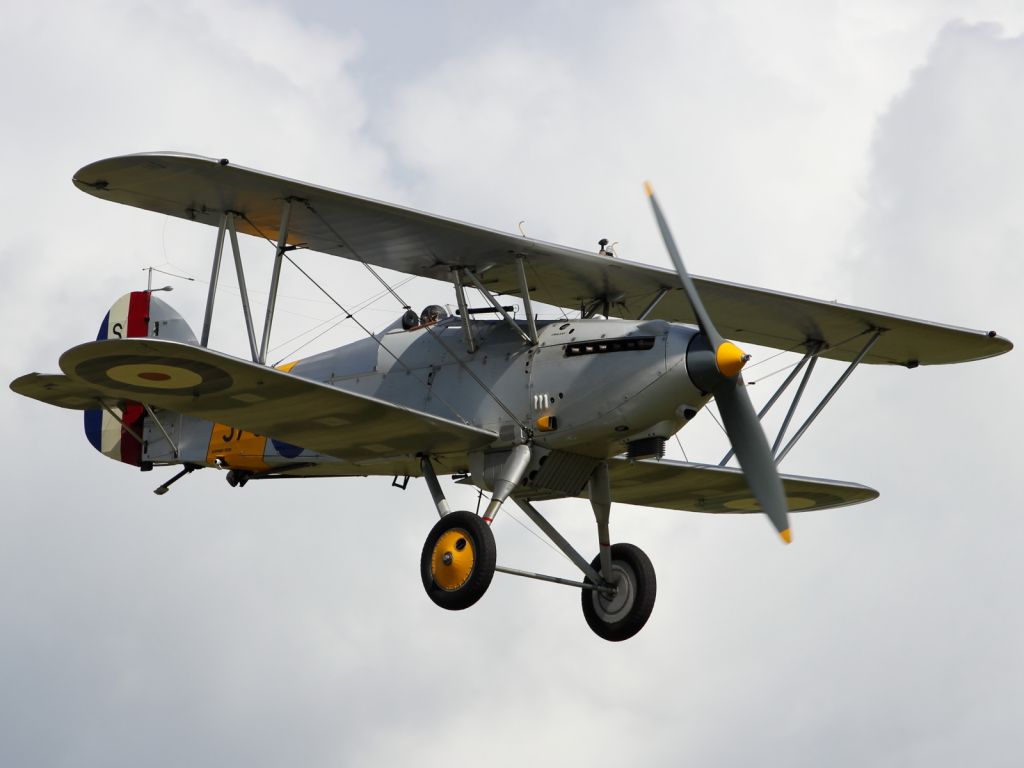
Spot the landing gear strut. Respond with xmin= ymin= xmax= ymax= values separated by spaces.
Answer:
xmin=418 ymin=450 xmax=528 ymax=610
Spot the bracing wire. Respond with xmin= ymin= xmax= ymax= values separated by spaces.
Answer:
xmin=743 ymin=340 xmax=804 ymax=370
xmin=706 ymin=401 xmax=729 ymax=437
xmin=674 ymin=434 xmax=689 ymax=462
xmin=299 ymin=201 xmax=533 ymax=434
xmin=269 ymin=276 xmax=416 ymax=363
xmin=237 ymin=213 xmax=474 ymax=426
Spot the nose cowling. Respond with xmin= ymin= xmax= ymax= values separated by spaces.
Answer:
xmin=685 ymin=334 xmax=750 ymax=393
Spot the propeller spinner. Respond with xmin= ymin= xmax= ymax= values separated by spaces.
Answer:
xmin=644 ymin=182 xmax=791 ymax=543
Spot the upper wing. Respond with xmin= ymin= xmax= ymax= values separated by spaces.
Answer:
xmin=56 ymin=338 xmax=496 ymax=461
xmin=603 ymin=457 xmax=878 ymax=513
xmin=74 ymin=152 xmax=1012 ymax=366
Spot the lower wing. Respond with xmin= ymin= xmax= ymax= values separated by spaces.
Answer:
xmin=602 ymin=457 xmax=877 ymax=513
xmin=50 ymin=338 xmax=496 ymax=462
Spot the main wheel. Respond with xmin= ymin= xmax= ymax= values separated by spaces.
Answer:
xmin=581 ymin=543 xmax=657 ymax=641
xmin=421 ymin=510 xmax=497 ymax=611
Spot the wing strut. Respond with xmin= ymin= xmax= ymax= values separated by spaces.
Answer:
xmin=258 ymin=199 xmax=294 ymax=364
xmin=200 ymin=214 xmax=227 ymax=347
xmin=462 ymin=268 xmax=534 ymax=345
xmin=637 ymin=288 xmax=670 ymax=321
xmin=452 ymin=269 xmax=477 ymax=354
xmin=774 ymin=329 xmax=883 ymax=464
xmin=197 ymin=211 xmax=269 ymax=364
xmin=720 ymin=341 xmax=821 ymax=465
xmin=771 ymin=351 xmax=820 ymax=456
xmin=514 ymin=256 xmax=539 ymax=344
xmin=718 ymin=329 xmax=884 ymax=466
xmin=227 ymin=215 xmax=260 ymax=362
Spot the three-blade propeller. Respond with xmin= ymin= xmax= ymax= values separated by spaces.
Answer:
xmin=644 ymin=182 xmax=791 ymax=543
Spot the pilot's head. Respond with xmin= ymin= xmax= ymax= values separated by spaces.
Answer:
xmin=419 ymin=305 xmax=449 ymax=325
xmin=401 ymin=309 xmax=420 ymax=330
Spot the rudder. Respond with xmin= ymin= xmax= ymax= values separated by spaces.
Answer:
xmin=84 ymin=291 xmax=198 ymax=465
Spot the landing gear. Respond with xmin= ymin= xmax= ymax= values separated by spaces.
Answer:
xmin=418 ymin=454 xmax=657 ymax=640
xmin=419 ymin=450 xmax=526 ymax=611
xmin=580 ymin=543 xmax=656 ymax=642
xmin=420 ymin=510 xmax=496 ymax=610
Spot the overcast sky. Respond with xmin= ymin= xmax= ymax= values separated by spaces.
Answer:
xmin=2 ymin=2 xmax=1022 ymax=766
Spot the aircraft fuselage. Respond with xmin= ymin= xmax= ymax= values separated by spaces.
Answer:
xmin=288 ymin=316 xmax=710 ymax=459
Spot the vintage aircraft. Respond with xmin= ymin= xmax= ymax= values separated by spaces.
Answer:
xmin=11 ymin=153 xmax=1012 ymax=641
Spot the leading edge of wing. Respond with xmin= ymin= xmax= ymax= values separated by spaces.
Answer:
xmin=73 ymin=152 xmax=1012 ymax=366
xmin=57 ymin=338 xmax=497 ymax=461
xmin=603 ymin=457 xmax=879 ymax=514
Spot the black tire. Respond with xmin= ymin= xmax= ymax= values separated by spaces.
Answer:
xmin=421 ymin=510 xmax=497 ymax=611
xmin=581 ymin=543 xmax=657 ymax=641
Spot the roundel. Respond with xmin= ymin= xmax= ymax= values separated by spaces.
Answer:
xmin=106 ymin=363 xmax=204 ymax=389
xmin=271 ymin=438 xmax=304 ymax=459
xmin=723 ymin=496 xmax=818 ymax=512
xmin=72 ymin=354 xmax=234 ymax=396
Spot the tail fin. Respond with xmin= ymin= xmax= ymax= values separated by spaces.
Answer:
xmin=84 ymin=291 xmax=198 ymax=465
xmin=95 ymin=291 xmax=198 ymax=344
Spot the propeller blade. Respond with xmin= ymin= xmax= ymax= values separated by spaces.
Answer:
xmin=644 ymin=181 xmax=791 ymax=543
xmin=644 ymin=182 xmax=724 ymax=350
xmin=715 ymin=378 xmax=791 ymax=542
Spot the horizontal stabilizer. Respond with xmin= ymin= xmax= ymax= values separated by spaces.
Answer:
xmin=10 ymin=373 xmax=110 ymax=410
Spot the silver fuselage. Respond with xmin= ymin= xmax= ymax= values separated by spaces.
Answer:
xmin=288 ymin=316 xmax=710 ymax=460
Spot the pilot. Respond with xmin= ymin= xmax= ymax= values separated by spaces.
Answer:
xmin=418 ymin=304 xmax=449 ymax=326
xmin=401 ymin=309 xmax=419 ymax=330
xmin=402 ymin=305 xmax=450 ymax=330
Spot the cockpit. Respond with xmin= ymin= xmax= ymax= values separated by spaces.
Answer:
xmin=401 ymin=304 xmax=450 ymax=331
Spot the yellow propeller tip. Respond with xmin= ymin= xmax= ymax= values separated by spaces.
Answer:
xmin=643 ymin=180 xmax=654 ymax=197
xmin=779 ymin=528 xmax=793 ymax=544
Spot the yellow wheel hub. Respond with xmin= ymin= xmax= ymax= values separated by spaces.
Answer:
xmin=431 ymin=529 xmax=476 ymax=591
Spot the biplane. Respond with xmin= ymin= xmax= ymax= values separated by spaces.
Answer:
xmin=11 ymin=153 xmax=1012 ymax=641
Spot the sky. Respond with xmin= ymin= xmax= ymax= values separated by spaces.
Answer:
xmin=2 ymin=2 xmax=1022 ymax=766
